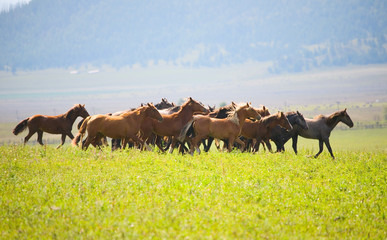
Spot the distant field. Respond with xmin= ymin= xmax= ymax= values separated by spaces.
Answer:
xmin=0 ymin=145 xmax=385 ymax=239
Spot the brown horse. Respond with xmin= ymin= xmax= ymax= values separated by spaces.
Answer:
xmin=241 ymin=112 xmax=293 ymax=152
xmin=140 ymin=97 xmax=208 ymax=153
xmin=204 ymin=105 xmax=271 ymax=152
xmin=75 ymin=103 xmax=163 ymax=150
xmin=12 ymin=104 xmax=89 ymax=148
xmin=254 ymin=106 xmax=271 ymax=118
xmin=180 ymin=103 xmax=261 ymax=154
xmin=292 ymin=109 xmax=353 ymax=159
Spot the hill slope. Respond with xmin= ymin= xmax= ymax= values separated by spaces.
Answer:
xmin=1 ymin=0 xmax=387 ymax=72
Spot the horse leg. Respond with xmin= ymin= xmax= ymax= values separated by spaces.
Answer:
xmin=253 ymin=138 xmax=262 ymax=153
xmin=292 ymin=135 xmax=298 ymax=154
xmin=189 ymin=135 xmax=202 ymax=155
xmin=132 ymin=135 xmax=151 ymax=151
xmin=168 ymin=137 xmax=178 ymax=154
xmin=121 ymin=138 xmax=128 ymax=150
xmin=155 ymin=137 xmax=166 ymax=153
xmin=314 ymin=139 xmax=324 ymax=158
xmin=37 ymin=130 xmax=44 ymax=146
xmin=234 ymin=138 xmax=245 ymax=152
xmin=324 ymin=138 xmax=335 ymax=159
xmin=56 ymin=134 xmax=66 ymax=149
xmin=264 ymin=139 xmax=273 ymax=153
xmin=82 ymin=136 xmax=93 ymax=150
xmin=23 ymin=129 xmax=36 ymax=145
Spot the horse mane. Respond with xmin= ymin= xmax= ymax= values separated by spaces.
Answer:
xmin=176 ymin=98 xmax=202 ymax=114
xmin=120 ymin=105 xmax=148 ymax=117
xmin=227 ymin=103 xmax=249 ymax=125
xmin=261 ymin=113 xmax=278 ymax=125
xmin=326 ymin=110 xmax=343 ymax=127
xmin=285 ymin=111 xmax=297 ymax=116
xmin=64 ymin=104 xmax=81 ymax=120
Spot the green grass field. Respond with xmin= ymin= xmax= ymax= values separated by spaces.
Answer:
xmin=1 ymin=128 xmax=386 ymax=239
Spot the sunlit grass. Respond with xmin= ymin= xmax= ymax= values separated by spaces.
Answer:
xmin=1 ymin=145 xmax=386 ymax=239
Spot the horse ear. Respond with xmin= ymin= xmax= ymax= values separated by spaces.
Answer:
xmin=297 ymin=110 xmax=300 ymax=115
xmin=246 ymin=102 xmax=250 ymax=107
xmin=189 ymin=97 xmax=193 ymax=101
xmin=147 ymin=103 xmax=151 ymax=107
xmin=344 ymin=108 xmax=347 ymax=112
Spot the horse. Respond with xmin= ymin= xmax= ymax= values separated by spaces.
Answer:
xmin=240 ymin=111 xmax=293 ymax=152
xmin=74 ymin=103 xmax=163 ymax=150
xmin=110 ymin=100 xmax=175 ymax=151
xmin=204 ymin=105 xmax=270 ymax=152
xmin=12 ymin=104 xmax=89 ymax=148
xmin=292 ymin=109 xmax=353 ymax=159
xmin=140 ymin=97 xmax=208 ymax=153
xmin=269 ymin=111 xmax=308 ymax=152
xmin=180 ymin=103 xmax=261 ymax=154
xmin=154 ymin=98 xmax=175 ymax=110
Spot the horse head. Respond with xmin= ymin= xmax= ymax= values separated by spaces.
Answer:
xmin=76 ymin=104 xmax=90 ymax=118
xmin=278 ymin=111 xmax=293 ymax=131
xmin=340 ymin=108 xmax=354 ymax=128
xmin=186 ymin=97 xmax=209 ymax=114
xmin=155 ymin=98 xmax=175 ymax=110
xmin=237 ymin=103 xmax=261 ymax=120
xmin=146 ymin=103 xmax=163 ymax=122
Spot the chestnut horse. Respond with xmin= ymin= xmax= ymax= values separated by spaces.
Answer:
xmin=292 ymin=109 xmax=353 ymax=159
xmin=13 ymin=104 xmax=89 ymax=148
xmin=75 ymin=103 xmax=163 ymax=150
xmin=205 ymin=105 xmax=271 ymax=152
xmin=241 ymin=112 xmax=293 ymax=152
xmin=180 ymin=103 xmax=261 ymax=154
xmin=140 ymin=97 xmax=208 ymax=153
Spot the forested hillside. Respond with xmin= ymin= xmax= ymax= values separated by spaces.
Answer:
xmin=1 ymin=0 xmax=387 ymax=72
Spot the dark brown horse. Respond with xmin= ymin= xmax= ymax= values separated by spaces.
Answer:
xmin=140 ymin=97 xmax=208 ymax=153
xmin=12 ymin=104 xmax=89 ymax=148
xmin=74 ymin=103 xmax=163 ymax=150
xmin=241 ymin=112 xmax=293 ymax=152
xmin=154 ymin=98 xmax=175 ymax=110
xmin=292 ymin=109 xmax=353 ymax=159
xmin=269 ymin=111 xmax=308 ymax=152
xmin=180 ymin=103 xmax=261 ymax=154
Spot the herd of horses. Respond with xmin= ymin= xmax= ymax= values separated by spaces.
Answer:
xmin=12 ymin=98 xmax=354 ymax=159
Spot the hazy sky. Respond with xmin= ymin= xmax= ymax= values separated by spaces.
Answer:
xmin=0 ymin=0 xmax=29 ymax=11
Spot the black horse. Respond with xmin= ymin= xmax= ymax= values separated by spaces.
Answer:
xmin=269 ymin=111 xmax=308 ymax=152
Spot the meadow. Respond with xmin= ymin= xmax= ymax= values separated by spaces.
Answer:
xmin=0 ymin=128 xmax=386 ymax=239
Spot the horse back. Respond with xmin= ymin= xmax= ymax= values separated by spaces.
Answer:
xmin=28 ymin=114 xmax=70 ymax=133
xmin=194 ymin=116 xmax=239 ymax=139
xmin=241 ymin=120 xmax=265 ymax=139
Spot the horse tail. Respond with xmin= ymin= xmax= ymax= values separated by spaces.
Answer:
xmin=13 ymin=118 xmax=29 ymax=135
xmin=72 ymin=116 xmax=91 ymax=147
xmin=178 ymin=118 xmax=195 ymax=142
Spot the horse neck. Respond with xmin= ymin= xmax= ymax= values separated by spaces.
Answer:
xmin=176 ymin=105 xmax=195 ymax=123
xmin=124 ymin=108 xmax=146 ymax=123
xmin=233 ymin=109 xmax=250 ymax=128
xmin=326 ymin=113 xmax=342 ymax=130
xmin=286 ymin=113 xmax=298 ymax=125
xmin=261 ymin=115 xmax=279 ymax=129
xmin=64 ymin=108 xmax=79 ymax=124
